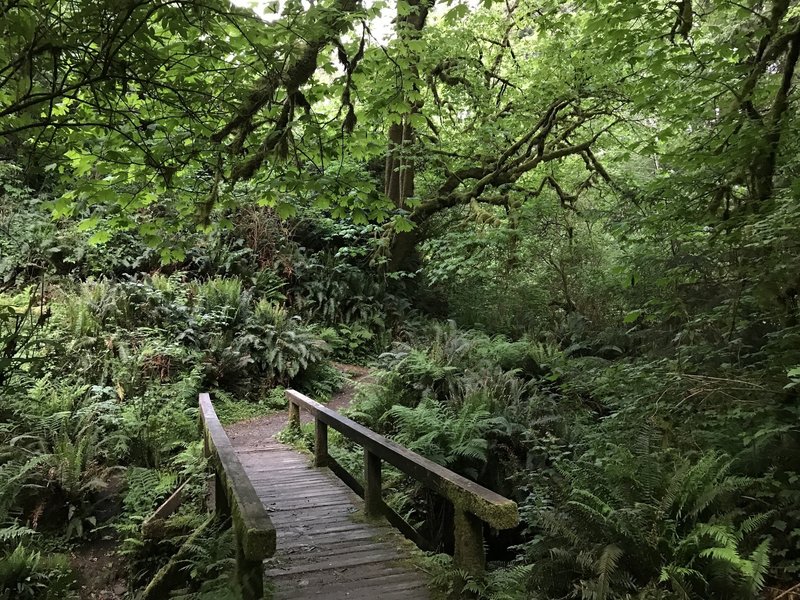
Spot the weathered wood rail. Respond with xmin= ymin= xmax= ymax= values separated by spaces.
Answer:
xmin=286 ymin=389 xmax=520 ymax=574
xmin=199 ymin=392 xmax=276 ymax=600
xmin=141 ymin=480 xmax=188 ymax=539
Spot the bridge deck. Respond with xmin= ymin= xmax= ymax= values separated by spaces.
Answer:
xmin=232 ymin=440 xmax=431 ymax=600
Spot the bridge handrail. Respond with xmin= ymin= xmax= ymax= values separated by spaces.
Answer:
xmin=286 ymin=389 xmax=519 ymax=574
xmin=199 ymin=393 xmax=275 ymax=599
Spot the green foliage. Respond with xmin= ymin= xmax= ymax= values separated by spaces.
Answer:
xmin=387 ymin=398 xmax=492 ymax=477
xmin=121 ymin=468 xmax=179 ymax=524
xmin=520 ymin=445 xmax=774 ymax=599
xmin=0 ymin=544 xmax=76 ymax=600
xmin=213 ymin=388 xmax=284 ymax=426
xmin=293 ymin=363 xmax=345 ymax=402
xmin=424 ymin=553 xmax=532 ymax=600
xmin=0 ymin=378 xmax=124 ymax=540
xmin=167 ymin=524 xmax=238 ymax=600
xmin=3 ymin=0 xmax=800 ymax=597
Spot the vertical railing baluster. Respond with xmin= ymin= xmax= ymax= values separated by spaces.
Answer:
xmin=288 ymin=396 xmax=300 ymax=430
xmin=364 ymin=449 xmax=382 ymax=517
xmin=213 ymin=473 xmax=230 ymax=518
xmin=314 ymin=418 xmax=328 ymax=467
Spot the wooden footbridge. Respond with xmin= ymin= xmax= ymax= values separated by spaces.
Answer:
xmin=199 ymin=390 xmax=519 ymax=600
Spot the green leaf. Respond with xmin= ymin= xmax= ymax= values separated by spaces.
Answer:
xmin=87 ymin=230 xmax=112 ymax=245
xmin=394 ymin=215 xmax=416 ymax=232
xmin=258 ymin=191 xmax=278 ymax=207
xmin=623 ymin=309 xmax=643 ymax=324
xmin=445 ymin=4 xmax=470 ymax=22
xmin=276 ymin=201 xmax=297 ymax=219
xmin=77 ymin=216 xmax=100 ymax=232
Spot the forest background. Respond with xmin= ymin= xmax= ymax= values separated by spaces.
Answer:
xmin=1 ymin=0 xmax=800 ymax=598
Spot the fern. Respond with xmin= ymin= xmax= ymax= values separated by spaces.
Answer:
xmin=743 ymin=538 xmax=771 ymax=596
xmin=0 ymin=523 xmax=36 ymax=544
xmin=424 ymin=552 xmax=533 ymax=600
xmin=0 ymin=543 xmax=76 ymax=599
xmin=522 ymin=442 xmax=772 ymax=600
xmin=387 ymin=397 xmax=492 ymax=476
xmin=122 ymin=467 xmax=178 ymax=517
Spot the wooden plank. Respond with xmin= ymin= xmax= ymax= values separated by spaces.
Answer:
xmin=248 ymin=473 xmax=330 ymax=484
xmin=278 ymin=541 xmax=389 ymax=560
xmin=268 ymin=543 xmax=403 ymax=564
xmin=269 ymin=564 xmax=412 ymax=583
xmin=245 ymin=471 xmax=315 ymax=479
xmin=245 ymin=468 xmax=322 ymax=479
xmin=272 ymin=515 xmax=360 ymax=529
xmin=254 ymin=475 xmax=354 ymax=489
xmin=264 ymin=494 xmax=347 ymax=511
xmin=261 ymin=487 xmax=352 ymax=500
xmin=268 ymin=506 xmax=358 ymax=520
xmin=241 ymin=461 xmax=312 ymax=471
xmin=262 ymin=493 xmax=354 ymax=507
xmin=274 ymin=573 xmax=428 ymax=599
xmin=286 ymin=389 xmax=518 ymax=529
xmin=253 ymin=477 xmax=358 ymax=492
xmin=278 ymin=522 xmax=368 ymax=538
xmin=265 ymin=550 xmax=402 ymax=577
xmin=279 ymin=529 xmax=378 ymax=549
xmin=274 ymin=584 xmax=428 ymax=600
xmin=141 ymin=480 xmax=188 ymax=539
xmin=274 ymin=568 xmax=423 ymax=586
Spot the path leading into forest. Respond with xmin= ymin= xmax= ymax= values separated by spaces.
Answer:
xmin=225 ymin=365 xmax=431 ymax=600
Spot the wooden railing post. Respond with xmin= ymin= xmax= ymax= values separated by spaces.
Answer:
xmin=364 ymin=449 xmax=382 ymax=517
xmin=201 ymin=433 xmax=228 ymax=517
xmin=453 ymin=508 xmax=485 ymax=576
xmin=288 ymin=397 xmax=300 ymax=430
xmin=214 ymin=474 xmax=230 ymax=517
xmin=235 ymin=536 xmax=264 ymax=600
xmin=314 ymin=419 xmax=328 ymax=467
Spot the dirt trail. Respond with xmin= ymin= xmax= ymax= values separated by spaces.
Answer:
xmin=70 ymin=535 xmax=126 ymax=600
xmin=226 ymin=362 xmax=372 ymax=450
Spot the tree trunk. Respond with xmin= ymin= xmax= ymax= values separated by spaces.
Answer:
xmin=385 ymin=0 xmax=432 ymax=271
xmin=750 ymin=27 xmax=800 ymax=204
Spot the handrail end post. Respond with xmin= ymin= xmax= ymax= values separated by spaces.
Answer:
xmin=453 ymin=508 xmax=485 ymax=577
xmin=235 ymin=539 xmax=265 ymax=600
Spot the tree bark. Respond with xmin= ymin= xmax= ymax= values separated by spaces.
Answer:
xmin=750 ymin=26 xmax=800 ymax=203
xmin=385 ymin=0 xmax=432 ymax=271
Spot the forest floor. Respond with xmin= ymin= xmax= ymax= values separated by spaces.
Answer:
xmin=69 ymin=474 xmax=127 ymax=600
xmin=70 ymin=535 xmax=126 ymax=600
